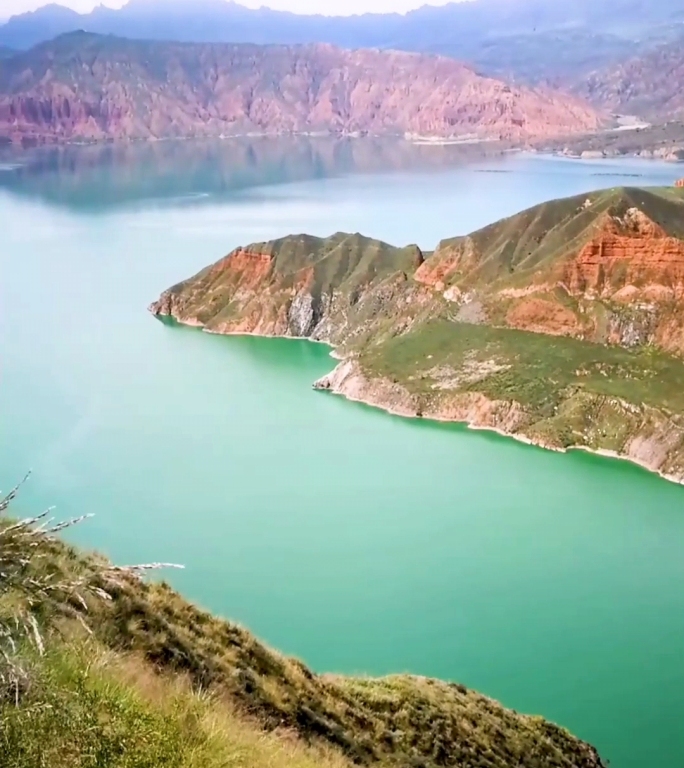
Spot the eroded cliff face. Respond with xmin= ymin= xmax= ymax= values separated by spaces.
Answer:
xmin=414 ymin=189 xmax=684 ymax=353
xmin=564 ymin=208 xmax=684 ymax=297
xmin=314 ymin=359 xmax=530 ymax=433
xmin=0 ymin=32 xmax=603 ymax=144
xmin=149 ymin=233 xmax=433 ymax=349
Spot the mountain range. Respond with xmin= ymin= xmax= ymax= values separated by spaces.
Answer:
xmin=2 ymin=0 xmax=684 ymax=84
xmin=0 ymin=32 xmax=601 ymax=144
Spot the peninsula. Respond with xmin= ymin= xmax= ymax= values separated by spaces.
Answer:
xmin=151 ymin=185 xmax=684 ymax=482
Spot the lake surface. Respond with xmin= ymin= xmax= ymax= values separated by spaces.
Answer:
xmin=2 ymin=138 xmax=684 ymax=767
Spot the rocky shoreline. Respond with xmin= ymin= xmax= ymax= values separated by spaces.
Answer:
xmin=153 ymin=309 xmax=684 ymax=487
xmin=313 ymin=358 xmax=684 ymax=486
xmin=532 ymin=121 xmax=684 ymax=162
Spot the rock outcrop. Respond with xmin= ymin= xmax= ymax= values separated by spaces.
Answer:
xmin=0 ymin=31 xmax=603 ymax=144
xmin=414 ymin=187 xmax=684 ymax=353
xmin=150 ymin=185 xmax=684 ymax=483
xmin=150 ymin=232 xmax=430 ymax=348
xmin=564 ymin=208 xmax=684 ymax=297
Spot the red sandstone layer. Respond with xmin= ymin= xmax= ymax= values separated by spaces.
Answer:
xmin=0 ymin=34 xmax=603 ymax=143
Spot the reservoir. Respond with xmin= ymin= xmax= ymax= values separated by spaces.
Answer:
xmin=2 ymin=138 xmax=684 ymax=767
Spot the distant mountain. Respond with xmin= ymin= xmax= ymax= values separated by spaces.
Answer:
xmin=0 ymin=3 xmax=83 ymax=49
xmin=577 ymin=38 xmax=684 ymax=119
xmin=2 ymin=0 xmax=684 ymax=83
xmin=0 ymin=32 xmax=601 ymax=145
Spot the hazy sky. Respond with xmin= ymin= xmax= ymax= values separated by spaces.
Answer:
xmin=2 ymin=0 xmax=458 ymax=18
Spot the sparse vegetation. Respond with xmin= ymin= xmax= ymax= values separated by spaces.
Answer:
xmin=0 ymin=473 xmax=180 ymax=704
xmin=358 ymin=318 xmax=684 ymax=467
xmin=1 ymin=643 xmax=351 ymax=768
xmin=362 ymin=320 xmax=684 ymax=416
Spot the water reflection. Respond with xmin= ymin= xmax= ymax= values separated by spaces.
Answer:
xmin=0 ymin=136 xmax=508 ymax=211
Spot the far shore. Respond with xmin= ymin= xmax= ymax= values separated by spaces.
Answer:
xmin=2 ymin=129 xmax=510 ymax=149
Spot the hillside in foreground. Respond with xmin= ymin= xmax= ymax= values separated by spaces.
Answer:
xmin=150 ymin=185 xmax=684 ymax=482
xmin=0 ymin=525 xmax=604 ymax=768
xmin=0 ymin=32 xmax=601 ymax=144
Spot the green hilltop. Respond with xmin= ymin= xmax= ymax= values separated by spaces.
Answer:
xmin=429 ymin=186 xmax=684 ymax=290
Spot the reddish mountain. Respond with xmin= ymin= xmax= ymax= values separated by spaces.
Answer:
xmin=0 ymin=32 xmax=602 ymax=144
xmin=577 ymin=39 xmax=684 ymax=119
xmin=149 ymin=185 xmax=684 ymax=481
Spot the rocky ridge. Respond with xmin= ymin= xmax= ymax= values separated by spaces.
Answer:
xmin=0 ymin=31 xmax=602 ymax=144
xmin=418 ymin=188 xmax=684 ymax=351
xmin=150 ymin=185 xmax=684 ymax=482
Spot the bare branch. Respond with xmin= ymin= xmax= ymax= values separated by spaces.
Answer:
xmin=0 ymin=473 xmax=181 ymax=700
xmin=0 ymin=471 xmax=32 ymax=513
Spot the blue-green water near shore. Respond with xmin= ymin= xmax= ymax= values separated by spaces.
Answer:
xmin=2 ymin=138 xmax=684 ymax=766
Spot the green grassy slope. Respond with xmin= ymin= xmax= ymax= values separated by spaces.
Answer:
xmin=359 ymin=320 xmax=684 ymax=454
xmin=428 ymin=186 xmax=684 ymax=290
xmin=361 ymin=320 xmax=684 ymax=413
xmin=1 ymin=643 xmax=351 ymax=768
xmin=0 ymin=537 xmax=604 ymax=768
xmin=167 ymin=232 xmax=423 ymax=299
xmin=153 ymin=231 xmax=429 ymax=342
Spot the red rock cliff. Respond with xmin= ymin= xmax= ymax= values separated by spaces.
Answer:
xmin=564 ymin=208 xmax=684 ymax=298
xmin=0 ymin=32 xmax=603 ymax=144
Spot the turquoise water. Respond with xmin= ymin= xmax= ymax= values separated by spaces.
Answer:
xmin=2 ymin=139 xmax=684 ymax=766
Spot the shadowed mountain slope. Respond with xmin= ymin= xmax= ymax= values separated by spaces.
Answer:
xmin=2 ymin=0 xmax=684 ymax=84
xmin=577 ymin=39 xmax=684 ymax=119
